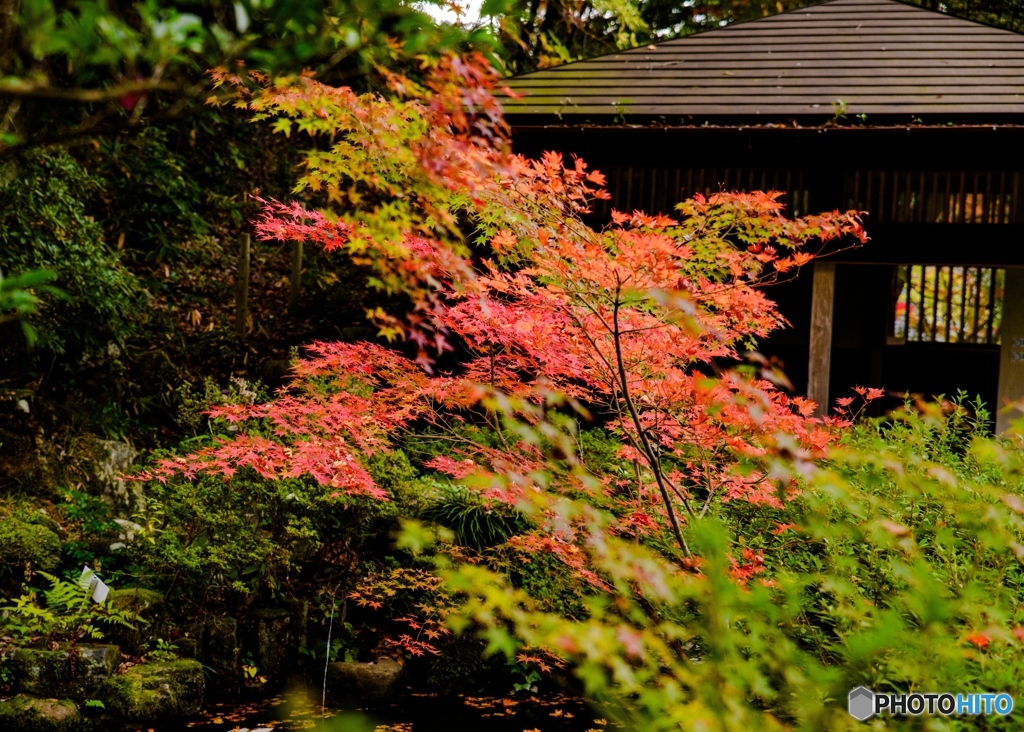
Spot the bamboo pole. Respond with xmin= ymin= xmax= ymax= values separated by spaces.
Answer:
xmin=289 ymin=241 xmax=303 ymax=311
xmin=236 ymin=234 xmax=250 ymax=338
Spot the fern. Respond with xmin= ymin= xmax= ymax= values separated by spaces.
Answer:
xmin=1 ymin=573 xmax=141 ymax=643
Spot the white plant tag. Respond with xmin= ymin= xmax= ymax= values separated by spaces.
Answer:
xmin=90 ymin=577 xmax=110 ymax=604
xmin=79 ymin=566 xmax=95 ymax=590
xmin=78 ymin=565 xmax=110 ymax=603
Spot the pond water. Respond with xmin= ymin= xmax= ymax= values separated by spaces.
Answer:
xmin=176 ymin=688 xmax=621 ymax=732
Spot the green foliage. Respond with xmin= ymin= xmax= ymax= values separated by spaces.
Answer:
xmin=123 ymin=439 xmax=411 ymax=611
xmin=0 ymin=516 xmax=62 ymax=575
xmin=0 ymin=151 xmax=139 ymax=357
xmin=2 ymin=0 xmax=502 ymax=157
xmin=0 ymin=268 xmax=63 ymax=346
xmin=445 ymin=402 xmax=1024 ymax=730
xmin=123 ymin=473 xmax=316 ymax=605
xmin=144 ymin=638 xmax=179 ymax=662
xmin=492 ymin=546 xmax=588 ymax=619
xmin=423 ymin=484 xmax=530 ymax=550
xmin=57 ymin=489 xmax=120 ymax=567
xmin=1 ymin=572 xmax=139 ymax=644
xmin=94 ymin=127 xmax=211 ymax=260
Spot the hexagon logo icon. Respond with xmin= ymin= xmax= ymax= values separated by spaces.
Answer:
xmin=848 ymin=686 xmax=875 ymax=721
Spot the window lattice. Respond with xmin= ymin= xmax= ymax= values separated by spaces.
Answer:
xmin=597 ymin=167 xmax=809 ymax=218
xmin=847 ymin=171 xmax=1021 ymax=224
xmin=891 ymin=265 xmax=1004 ymax=345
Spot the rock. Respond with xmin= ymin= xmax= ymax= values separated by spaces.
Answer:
xmin=202 ymin=616 xmax=240 ymax=697
xmin=325 ymin=657 xmax=404 ymax=705
xmin=244 ymin=608 xmax=293 ymax=687
xmin=108 ymin=587 xmax=163 ymax=616
xmin=98 ymin=659 xmax=204 ymax=722
xmin=0 ymin=695 xmax=82 ymax=732
xmin=175 ymin=635 xmax=200 ymax=659
xmin=106 ymin=588 xmax=165 ymax=655
xmin=12 ymin=644 xmax=121 ymax=701
xmin=81 ymin=436 xmax=139 ymax=507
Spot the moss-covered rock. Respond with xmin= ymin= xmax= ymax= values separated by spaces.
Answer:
xmin=0 ymin=695 xmax=82 ymax=732
xmin=244 ymin=608 xmax=293 ymax=687
xmin=175 ymin=635 xmax=199 ymax=659
xmin=202 ymin=616 xmax=240 ymax=697
xmin=106 ymin=588 xmax=164 ymax=654
xmin=79 ymin=436 xmax=139 ymax=507
xmin=98 ymin=659 xmax=204 ymax=722
xmin=0 ymin=516 xmax=61 ymax=572
xmin=108 ymin=588 xmax=163 ymax=615
xmin=422 ymin=634 xmax=511 ymax=694
xmin=325 ymin=657 xmax=404 ymax=705
xmin=12 ymin=644 xmax=121 ymax=701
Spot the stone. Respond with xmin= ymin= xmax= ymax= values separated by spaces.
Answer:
xmin=108 ymin=587 xmax=163 ymax=616
xmin=0 ymin=695 xmax=82 ymax=732
xmin=106 ymin=588 xmax=165 ymax=655
xmin=243 ymin=608 xmax=293 ymax=687
xmin=98 ymin=659 xmax=204 ymax=722
xmin=202 ymin=616 xmax=240 ymax=698
xmin=325 ymin=657 xmax=404 ymax=705
xmin=81 ymin=436 xmax=139 ymax=507
xmin=12 ymin=644 xmax=121 ymax=701
xmin=175 ymin=636 xmax=200 ymax=660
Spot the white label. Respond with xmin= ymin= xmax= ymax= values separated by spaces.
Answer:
xmin=90 ymin=578 xmax=110 ymax=604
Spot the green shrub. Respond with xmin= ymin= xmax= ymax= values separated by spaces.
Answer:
xmin=0 ymin=517 xmax=61 ymax=574
xmin=0 ymin=151 xmax=138 ymax=357
xmin=447 ymin=401 xmax=1024 ymax=730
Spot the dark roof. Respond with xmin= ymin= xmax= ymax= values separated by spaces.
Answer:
xmin=500 ymin=0 xmax=1024 ymax=122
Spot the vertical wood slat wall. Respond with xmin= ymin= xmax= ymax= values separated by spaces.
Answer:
xmin=845 ymin=171 xmax=1023 ymax=224
xmin=892 ymin=265 xmax=1004 ymax=345
xmin=595 ymin=167 xmax=809 ymax=218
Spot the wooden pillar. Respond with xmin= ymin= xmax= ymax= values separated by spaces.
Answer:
xmin=808 ymin=262 xmax=836 ymax=416
xmin=997 ymin=267 xmax=1024 ymax=434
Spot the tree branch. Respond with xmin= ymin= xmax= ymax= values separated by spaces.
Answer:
xmin=0 ymin=78 xmax=182 ymax=101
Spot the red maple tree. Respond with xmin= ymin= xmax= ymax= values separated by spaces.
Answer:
xmin=149 ymin=54 xmax=866 ymax=570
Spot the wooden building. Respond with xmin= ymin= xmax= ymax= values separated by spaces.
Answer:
xmin=501 ymin=0 xmax=1024 ymax=429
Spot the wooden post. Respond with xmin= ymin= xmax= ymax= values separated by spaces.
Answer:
xmin=808 ymin=262 xmax=836 ymax=416
xmin=289 ymin=241 xmax=303 ymax=311
xmin=996 ymin=267 xmax=1024 ymax=433
xmin=236 ymin=234 xmax=250 ymax=338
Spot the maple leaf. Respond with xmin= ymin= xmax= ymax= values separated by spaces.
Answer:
xmin=772 ymin=522 xmax=801 ymax=535
xmin=965 ymin=632 xmax=991 ymax=649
